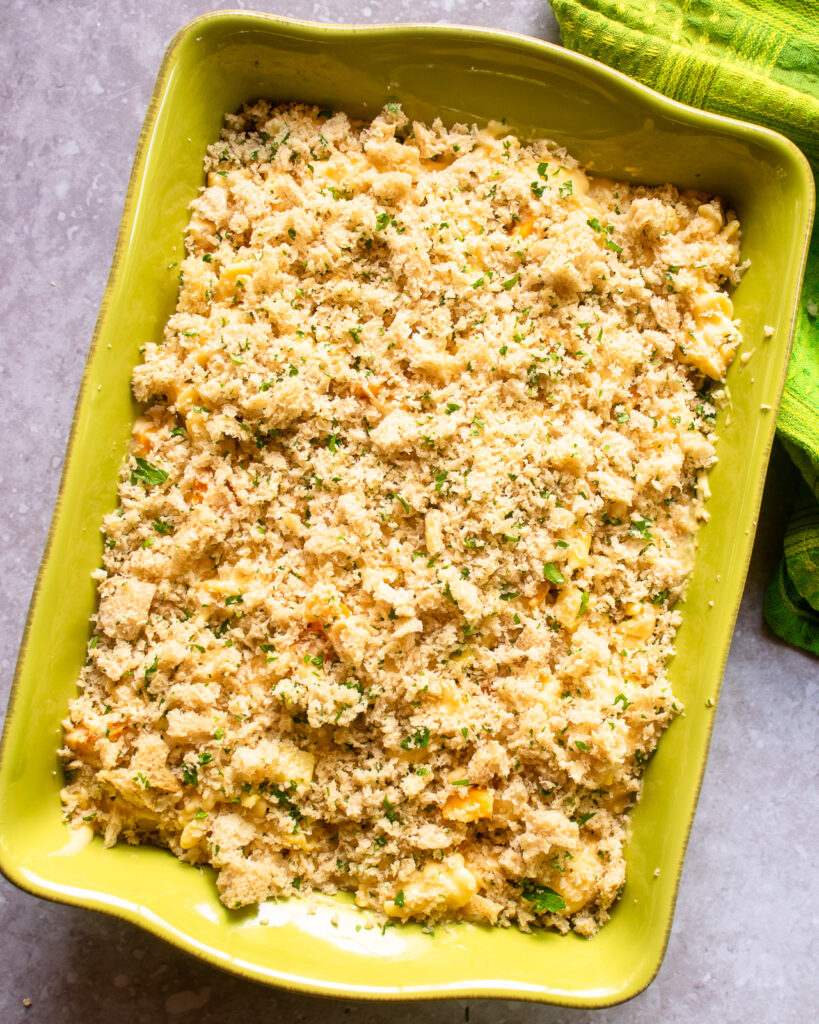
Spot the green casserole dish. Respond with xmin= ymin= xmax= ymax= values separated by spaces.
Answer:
xmin=0 ymin=11 xmax=812 ymax=1007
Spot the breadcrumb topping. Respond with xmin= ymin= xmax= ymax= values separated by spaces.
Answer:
xmin=61 ymin=103 xmax=742 ymax=935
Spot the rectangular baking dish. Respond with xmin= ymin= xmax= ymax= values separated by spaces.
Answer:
xmin=0 ymin=11 xmax=812 ymax=1008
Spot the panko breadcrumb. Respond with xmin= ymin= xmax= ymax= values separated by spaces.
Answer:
xmin=61 ymin=102 xmax=742 ymax=935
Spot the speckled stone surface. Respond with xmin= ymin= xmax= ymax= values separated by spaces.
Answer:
xmin=1 ymin=2 xmax=817 ymax=1021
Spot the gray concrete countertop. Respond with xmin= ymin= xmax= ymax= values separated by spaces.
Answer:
xmin=1 ymin=2 xmax=816 ymax=1021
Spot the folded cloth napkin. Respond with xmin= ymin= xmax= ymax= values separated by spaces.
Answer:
xmin=550 ymin=0 xmax=819 ymax=656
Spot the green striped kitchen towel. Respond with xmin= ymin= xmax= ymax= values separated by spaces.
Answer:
xmin=550 ymin=0 xmax=819 ymax=656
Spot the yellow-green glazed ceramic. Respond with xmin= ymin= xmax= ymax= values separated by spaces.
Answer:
xmin=0 ymin=11 xmax=813 ymax=1008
